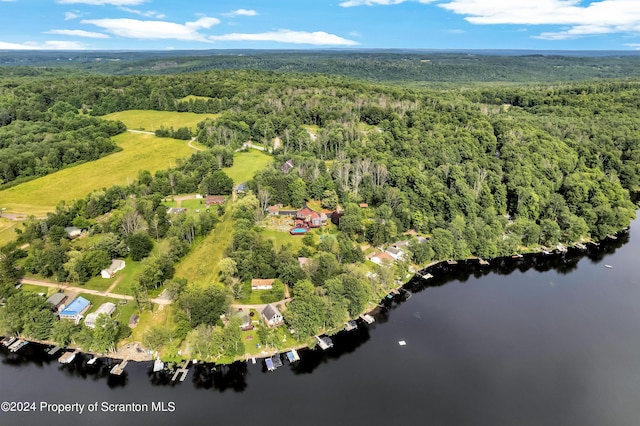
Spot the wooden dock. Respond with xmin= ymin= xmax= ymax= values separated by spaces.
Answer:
xmin=316 ymin=336 xmax=333 ymax=350
xmin=9 ymin=339 xmax=28 ymax=353
xmin=58 ymin=351 xmax=76 ymax=364
xmin=110 ymin=360 xmax=128 ymax=375
xmin=87 ymin=356 xmax=98 ymax=365
xmin=344 ymin=320 xmax=358 ymax=331
xmin=478 ymin=258 xmax=490 ymax=266
xmin=286 ymin=349 xmax=300 ymax=363
xmin=1 ymin=336 xmax=16 ymax=347
xmin=360 ymin=314 xmax=375 ymax=324
xmin=415 ymin=272 xmax=433 ymax=280
xmin=446 ymin=259 xmax=458 ymax=265
xmin=47 ymin=346 xmax=61 ymax=356
xmin=171 ymin=361 xmax=190 ymax=382
xmin=574 ymin=243 xmax=587 ymax=250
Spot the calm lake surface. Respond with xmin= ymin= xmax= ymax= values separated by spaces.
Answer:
xmin=2 ymin=216 xmax=640 ymax=426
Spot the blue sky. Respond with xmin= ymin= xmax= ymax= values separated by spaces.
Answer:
xmin=0 ymin=0 xmax=639 ymax=50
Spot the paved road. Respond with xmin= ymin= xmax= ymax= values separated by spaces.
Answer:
xmin=19 ymin=278 xmax=172 ymax=305
xmin=230 ymin=298 xmax=292 ymax=311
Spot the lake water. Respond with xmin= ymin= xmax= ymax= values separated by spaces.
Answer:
xmin=2 ymin=217 xmax=640 ymax=426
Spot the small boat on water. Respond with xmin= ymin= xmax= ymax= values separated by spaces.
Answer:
xmin=58 ymin=351 xmax=76 ymax=364
xmin=360 ymin=314 xmax=375 ymax=324
xmin=512 ymin=254 xmax=524 ymax=259
xmin=605 ymin=264 xmax=613 ymax=269
xmin=87 ymin=356 xmax=98 ymax=365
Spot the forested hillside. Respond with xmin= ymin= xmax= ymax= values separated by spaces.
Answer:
xmin=0 ymin=69 xmax=638 ymax=355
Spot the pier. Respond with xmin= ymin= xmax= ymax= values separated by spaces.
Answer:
xmin=9 ymin=339 xmax=28 ymax=353
xmin=47 ymin=346 xmax=61 ymax=356
xmin=478 ymin=258 xmax=490 ymax=266
xmin=58 ymin=351 xmax=76 ymax=364
xmin=316 ymin=336 xmax=333 ymax=350
xmin=171 ymin=361 xmax=190 ymax=382
xmin=415 ymin=272 xmax=433 ymax=280
xmin=345 ymin=320 xmax=358 ymax=331
xmin=360 ymin=314 xmax=375 ymax=324
xmin=446 ymin=259 xmax=458 ymax=265
xmin=1 ymin=336 xmax=16 ymax=347
xmin=110 ymin=360 xmax=128 ymax=375
xmin=286 ymin=349 xmax=300 ymax=363
xmin=574 ymin=243 xmax=587 ymax=250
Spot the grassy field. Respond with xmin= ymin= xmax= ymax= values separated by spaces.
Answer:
xmin=174 ymin=204 xmax=235 ymax=285
xmin=178 ymin=95 xmax=213 ymax=102
xmin=0 ymin=132 xmax=194 ymax=214
xmin=260 ymin=228 xmax=305 ymax=252
xmin=0 ymin=218 xmax=20 ymax=246
xmin=226 ymin=151 xmax=272 ymax=184
xmin=102 ymin=110 xmax=219 ymax=132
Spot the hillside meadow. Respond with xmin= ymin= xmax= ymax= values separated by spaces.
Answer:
xmin=0 ymin=132 xmax=194 ymax=214
xmin=101 ymin=110 xmax=219 ymax=132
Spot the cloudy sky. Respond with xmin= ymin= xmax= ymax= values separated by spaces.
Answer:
xmin=0 ymin=0 xmax=639 ymax=50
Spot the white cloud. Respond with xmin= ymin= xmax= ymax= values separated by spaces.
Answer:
xmin=46 ymin=29 xmax=110 ymax=39
xmin=222 ymin=9 xmax=258 ymax=17
xmin=625 ymin=43 xmax=640 ymax=49
xmin=437 ymin=0 xmax=640 ymax=39
xmin=340 ymin=0 xmax=435 ymax=7
xmin=119 ymin=6 xmax=165 ymax=19
xmin=64 ymin=11 xmax=82 ymax=20
xmin=0 ymin=40 xmax=87 ymax=49
xmin=58 ymin=0 xmax=146 ymax=5
xmin=81 ymin=16 xmax=220 ymax=41
xmin=209 ymin=29 xmax=359 ymax=45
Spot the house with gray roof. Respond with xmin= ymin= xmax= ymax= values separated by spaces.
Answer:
xmin=261 ymin=304 xmax=283 ymax=327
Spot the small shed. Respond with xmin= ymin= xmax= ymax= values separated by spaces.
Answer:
xmin=101 ymin=259 xmax=126 ymax=279
xmin=129 ymin=314 xmax=139 ymax=328
xmin=64 ymin=226 xmax=82 ymax=239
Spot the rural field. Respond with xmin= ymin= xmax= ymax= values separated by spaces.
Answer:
xmin=0 ymin=132 xmax=194 ymax=215
xmin=0 ymin=218 xmax=19 ymax=246
xmin=102 ymin=110 xmax=219 ymax=132
xmin=226 ymin=150 xmax=272 ymax=184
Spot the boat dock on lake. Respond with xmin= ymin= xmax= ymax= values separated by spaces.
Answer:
xmin=345 ymin=320 xmax=358 ymax=331
xmin=1 ymin=336 xmax=16 ymax=347
xmin=171 ymin=361 xmax=190 ymax=382
xmin=47 ymin=346 xmax=61 ymax=356
xmin=574 ymin=243 xmax=587 ymax=250
xmin=110 ymin=360 xmax=128 ymax=376
xmin=87 ymin=356 xmax=98 ymax=365
xmin=9 ymin=339 xmax=28 ymax=353
xmin=153 ymin=358 xmax=164 ymax=372
xmin=415 ymin=272 xmax=433 ymax=280
xmin=446 ymin=259 xmax=458 ymax=265
xmin=286 ymin=349 xmax=300 ymax=363
xmin=478 ymin=258 xmax=490 ymax=266
xmin=316 ymin=336 xmax=333 ymax=351
xmin=360 ymin=314 xmax=375 ymax=324
xmin=58 ymin=351 xmax=76 ymax=364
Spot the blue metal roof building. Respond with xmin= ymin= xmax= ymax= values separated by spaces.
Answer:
xmin=59 ymin=296 xmax=91 ymax=322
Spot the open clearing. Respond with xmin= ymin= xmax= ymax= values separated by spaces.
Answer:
xmin=102 ymin=110 xmax=219 ymax=132
xmin=226 ymin=151 xmax=272 ymax=184
xmin=0 ymin=218 xmax=19 ymax=247
xmin=0 ymin=132 xmax=194 ymax=214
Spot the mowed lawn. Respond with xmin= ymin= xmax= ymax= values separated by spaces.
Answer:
xmin=0 ymin=218 xmax=20 ymax=247
xmin=227 ymin=151 xmax=272 ymax=184
xmin=102 ymin=110 xmax=219 ymax=132
xmin=0 ymin=132 xmax=194 ymax=214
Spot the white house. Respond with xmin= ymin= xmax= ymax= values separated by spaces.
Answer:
xmin=262 ymin=304 xmax=283 ymax=327
xmin=84 ymin=302 xmax=116 ymax=328
xmin=251 ymin=279 xmax=275 ymax=291
xmin=101 ymin=259 xmax=126 ymax=279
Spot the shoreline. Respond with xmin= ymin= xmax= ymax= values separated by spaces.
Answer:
xmin=2 ymin=227 xmax=630 ymax=369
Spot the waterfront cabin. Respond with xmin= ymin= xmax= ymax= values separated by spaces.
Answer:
xmin=262 ymin=304 xmax=284 ymax=327
xmin=84 ymin=302 xmax=116 ymax=328
xmin=101 ymin=259 xmax=125 ymax=279
xmin=316 ymin=336 xmax=333 ymax=350
xmin=59 ymin=297 xmax=91 ymax=324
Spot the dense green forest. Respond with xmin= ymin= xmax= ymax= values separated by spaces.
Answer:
xmin=2 ymin=51 xmax=640 ymax=83
xmin=0 ymin=64 xmax=638 ymax=357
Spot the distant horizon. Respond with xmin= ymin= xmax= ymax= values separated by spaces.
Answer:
xmin=1 ymin=1 xmax=640 ymax=51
